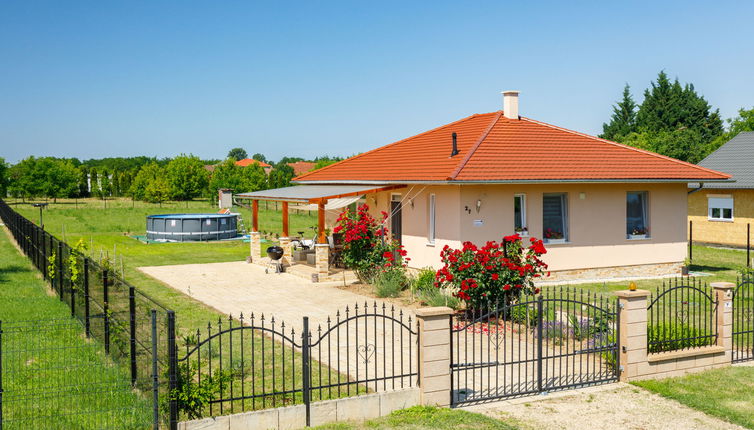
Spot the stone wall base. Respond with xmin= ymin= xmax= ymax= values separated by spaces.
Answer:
xmin=628 ymin=347 xmax=731 ymax=381
xmin=178 ymin=388 xmax=419 ymax=430
xmin=545 ymin=261 xmax=684 ymax=283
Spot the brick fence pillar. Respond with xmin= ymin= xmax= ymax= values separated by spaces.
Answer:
xmin=314 ymin=243 xmax=329 ymax=279
xmin=415 ymin=307 xmax=453 ymax=407
xmin=712 ymin=282 xmax=735 ymax=360
xmin=249 ymin=231 xmax=261 ymax=263
xmin=279 ymin=237 xmax=292 ymax=266
xmin=615 ymin=289 xmax=650 ymax=382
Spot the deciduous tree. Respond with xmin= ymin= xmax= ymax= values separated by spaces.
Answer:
xmin=227 ymin=148 xmax=247 ymax=161
xmin=165 ymin=154 xmax=209 ymax=200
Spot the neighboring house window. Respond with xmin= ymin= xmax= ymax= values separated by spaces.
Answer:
xmin=543 ymin=193 xmax=568 ymax=242
xmin=514 ymin=194 xmax=528 ymax=235
xmin=428 ymin=193 xmax=436 ymax=244
xmin=627 ymin=192 xmax=649 ymax=238
xmin=708 ymin=197 xmax=734 ymax=221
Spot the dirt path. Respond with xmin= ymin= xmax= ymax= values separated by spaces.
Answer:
xmin=467 ymin=383 xmax=743 ymax=430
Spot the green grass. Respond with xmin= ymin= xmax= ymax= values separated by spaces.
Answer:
xmin=0 ymin=225 xmax=152 ymax=429
xmin=312 ymin=406 xmax=521 ymax=430
xmin=543 ymin=244 xmax=749 ymax=298
xmin=633 ymin=366 xmax=754 ymax=429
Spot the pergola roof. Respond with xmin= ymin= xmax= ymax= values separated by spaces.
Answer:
xmin=235 ymin=184 xmax=403 ymax=203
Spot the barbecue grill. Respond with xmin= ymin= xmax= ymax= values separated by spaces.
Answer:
xmin=265 ymin=246 xmax=285 ymax=273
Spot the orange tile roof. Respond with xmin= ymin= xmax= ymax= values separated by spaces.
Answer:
xmin=294 ymin=111 xmax=730 ymax=183
xmin=287 ymin=161 xmax=317 ymax=176
xmin=236 ymin=158 xmax=271 ymax=168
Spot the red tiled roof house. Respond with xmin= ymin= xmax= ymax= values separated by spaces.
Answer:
xmin=236 ymin=158 xmax=272 ymax=174
xmin=290 ymin=91 xmax=730 ymax=280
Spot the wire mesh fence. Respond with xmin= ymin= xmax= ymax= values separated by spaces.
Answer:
xmin=0 ymin=319 xmax=154 ymax=429
xmin=0 ymin=199 xmax=173 ymax=428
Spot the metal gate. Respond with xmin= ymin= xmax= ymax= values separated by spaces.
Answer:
xmin=450 ymin=288 xmax=619 ymax=405
xmin=733 ymin=274 xmax=754 ymax=363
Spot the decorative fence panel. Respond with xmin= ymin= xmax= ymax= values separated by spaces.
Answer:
xmin=450 ymin=288 xmax=619 ymax=405
xmin=172 ymin=302 xmax=418 ymax=428
xmin=733 ymin=274 xmax=754 ymax=363
xmin=647 ymin=278 xmax=717 ymax=353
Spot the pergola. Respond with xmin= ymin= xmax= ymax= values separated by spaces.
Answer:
xmin=235 ymin=184 xmax=404 ymax=279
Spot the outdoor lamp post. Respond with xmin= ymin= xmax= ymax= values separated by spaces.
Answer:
xmin=32 ymin=203 xmax=48 ymax=230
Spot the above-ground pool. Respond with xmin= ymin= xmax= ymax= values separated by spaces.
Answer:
xmin=146 ymin=213 xmax=238 ymax=242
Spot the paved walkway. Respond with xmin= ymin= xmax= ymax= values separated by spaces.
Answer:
xmin=467 ymin=383 xmax=744 ymax=430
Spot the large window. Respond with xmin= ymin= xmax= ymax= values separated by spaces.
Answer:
xmin=708 ymin=197 xmax=733 ymax=221
xmin=543 ymin=193 xmax=568 ymax=242
xmin=627 ymin=191 xmax=649 ymax=238
xmin=428 ymin=193 xmax=436 ymax=244
xmin=514 ymin=194 xmax=527 ymax=235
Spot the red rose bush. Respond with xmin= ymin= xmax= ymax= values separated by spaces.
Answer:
xmin=435 ymin=234 xmax=548 ymax=310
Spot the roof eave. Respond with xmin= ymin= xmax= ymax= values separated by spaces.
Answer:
xmin=294 ymin=178 xmax=733 ymax=185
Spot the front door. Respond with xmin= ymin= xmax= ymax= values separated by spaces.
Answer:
xmin=390 ymin=195 xmax=402 ymax=245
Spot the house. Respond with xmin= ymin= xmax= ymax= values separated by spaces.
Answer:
xmin=688 ymin=132 xmax=754 ymax=248
xmin=238 ymin=92 xmax=730 ymax=282
xmin=236 ymin=158 xmax=272 ymax=174
xmin=287 ymin=161 xmax=317 ymax=176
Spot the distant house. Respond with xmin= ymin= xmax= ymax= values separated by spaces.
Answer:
xmin=235 ymin=159 xmax=272 ymax=175
xmin=281 ymin=91 xmax=730 ymax=281
xmin=688 ymin=132 xmax=754 ymax=247
xmin=287 ymin=161 xmax=316 ymax=176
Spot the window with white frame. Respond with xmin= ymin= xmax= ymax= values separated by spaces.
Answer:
xmin=543 ymin=193 xmax=568 ymax=242
xmin=626 ymin=191 xmax=649 ymax=238
xmin=708 ymin=196 xmax=733 ymax=221
xmin=514 ymin=194 xmax=527 ymax=235
xmin=428 ymin=193 xmax=436 ymax=244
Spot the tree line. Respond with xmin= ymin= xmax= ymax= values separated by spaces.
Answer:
xmin=0 ymin=150 xmax=343 ymax=203
xmin=601 ymin=71 xmax=754 ymax=163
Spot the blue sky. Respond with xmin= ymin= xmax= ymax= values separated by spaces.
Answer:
xmin=1 ymin=1 xmax=753 ymax=164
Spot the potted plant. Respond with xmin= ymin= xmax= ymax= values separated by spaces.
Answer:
xmin=628 ymin=227 xmax=649 ymax=240
xmin=515 ymin=226 xmax=529 ymax=237
xmin=544 ymin=228 xmax=566 ymax=244
xmin=681 ymin=258 xmax=690 ymax=276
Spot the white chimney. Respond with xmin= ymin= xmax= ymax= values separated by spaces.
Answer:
xmin=502 ymin=90 xmax=520 ymax=119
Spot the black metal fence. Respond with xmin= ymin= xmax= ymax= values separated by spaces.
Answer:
xmin=0 ymin=318 xmax=156 ymax=429
xmin=172 ymin=302 xmax=417 ymax=427
xmin=0 ymin=199 xmax=174 ymax=427
xmin=450 ymin=287 xmax=619 ymax=405
xmin=647 ymin=278 xmax=718 ymax=353
xmin=733 ymin=273 xmax=754 ymax=363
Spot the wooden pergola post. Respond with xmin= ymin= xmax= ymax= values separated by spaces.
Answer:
xmin=317 ymin=201 xmax=326 ymax=244
xmin=249 ymin=200 xmax=261 ymax=262
xmin=280 ymin=201 xmax=292 ymax=266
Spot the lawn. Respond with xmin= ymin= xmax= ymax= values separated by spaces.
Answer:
xmin=312 ymin=406 xmax=521 ymax=430
xmin=633 ymin=365 xmax=754 ymax=429
xmin=0 ymin=224 xmax=152 ymax=429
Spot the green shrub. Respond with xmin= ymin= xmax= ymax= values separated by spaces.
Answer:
xmin=166 ymin=362 xmax=231 ymax=420
xmin=373 ymin=267 xmax=409 ymax=298
xmin=412 ymin=267 xmax=436 ymax=292
xmin=509 ymin=304 xmax=538 ymax=326
xmin=648 ymin=323 xmax=713 ymax=353
xmin=417 ymin=287 xmax=461 ymax=310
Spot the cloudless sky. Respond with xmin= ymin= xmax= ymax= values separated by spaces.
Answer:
xmin=1 ymin=1 xmax=753 ymax=164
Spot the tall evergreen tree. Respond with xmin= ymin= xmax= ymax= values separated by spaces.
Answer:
xmin=600 ymin=84 xmax=637 ymax=140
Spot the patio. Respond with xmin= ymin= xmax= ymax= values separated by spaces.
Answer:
xmin=235 ymin=184 xmax=404 ymax=282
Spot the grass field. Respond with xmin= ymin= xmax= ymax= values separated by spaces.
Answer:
xmin=0 ymin=224 xmax=152 ymax=429
xmin=312 ymin=406 xmax=521 ymax=430
xmin=633 ymin=365 xmax=754 ymax=429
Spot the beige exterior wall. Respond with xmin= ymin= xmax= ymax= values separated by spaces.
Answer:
xmin=688 ymin=189 xmax=754 ymax=247
xmin=364 ymin=182 xmax=688 ymax=274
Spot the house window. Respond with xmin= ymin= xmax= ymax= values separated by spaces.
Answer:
xmin=708 ymin=197 xmax=733 ymax=221
xmin=627 ymin=192 xmax=649 ymax=238
xmin=428 ymin=193 xmax=436 ymax=244
xmin=514 ymin=194 xmax=527 ymax=235
xmin=543 ymin=193 xmax=567 ymax=242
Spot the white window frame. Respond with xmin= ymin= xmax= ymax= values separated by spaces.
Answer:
xmin=708 ymin=196 xmax=734 ymax=222
xmin=514 ymin=194 xmax=528 ymax=236
xmin=626 ymin=191 xmax=650 ymax=239
xmin=542 ymin=193 xmax=568 ymax=244
xmin=427 ymin=193 xmax=436 ymax=245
